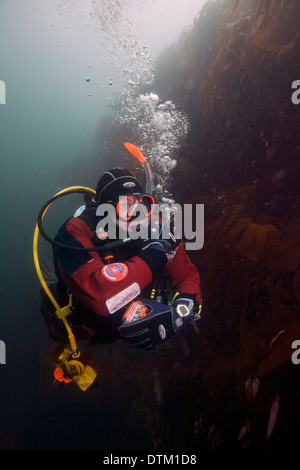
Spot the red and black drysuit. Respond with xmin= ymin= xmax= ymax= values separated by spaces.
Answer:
xmin=42 ymin=206 xmax=202 ymax=344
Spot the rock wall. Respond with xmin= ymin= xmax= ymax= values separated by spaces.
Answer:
xmin=153 ymin=0 xmax=300 ymax=449
xmin=155 ymin=0 xmax=300 ymax=219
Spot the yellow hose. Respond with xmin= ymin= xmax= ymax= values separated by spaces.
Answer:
xmin=33 ymin=186 xmax=96 ymax=355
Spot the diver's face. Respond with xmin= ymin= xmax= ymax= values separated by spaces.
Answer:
xmin=116 ymin=194 xmax=155 ymax=221
xmin=96 ymin=194 xmax=153 ymax=240
xmin=117 ymin=195 xmax=136 ymax=220
xmin=116 ymin=212 xmax=149 ymax=236
xmin=115 ymin=194 xmax=154 ymax=236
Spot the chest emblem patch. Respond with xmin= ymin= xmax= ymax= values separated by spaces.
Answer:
xmin=102 ymin=263 xmax=128 ymax=281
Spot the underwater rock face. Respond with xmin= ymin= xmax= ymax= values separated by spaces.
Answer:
xmin=155 ymin=0 xmax=300 ymax=218
xmin=152 ymin=0 xmax=300 ymax=450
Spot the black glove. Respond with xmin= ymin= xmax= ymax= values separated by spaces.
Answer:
xmin=171 ymin=293 xmax=200 ymax=318
xmin=138 ymin=240 xmax=175 ymax=278
xmin=118 ymin=298 xmax=191 ymax=351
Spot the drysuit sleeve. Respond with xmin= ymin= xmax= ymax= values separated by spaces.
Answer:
xmin=163 ymin=243 xmax=202 ymax=306
xmin=54 ymin=218 xmax=153 ymax=316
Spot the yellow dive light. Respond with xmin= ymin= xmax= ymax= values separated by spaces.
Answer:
xmin=53 ymin=347 xmax=97 ymax=392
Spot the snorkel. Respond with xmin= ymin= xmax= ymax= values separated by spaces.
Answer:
xmin=124 ymin=142 xmax=153 ymax=194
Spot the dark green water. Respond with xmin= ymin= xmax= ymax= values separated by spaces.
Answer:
xmin=0 ymin=0 xmax=112 ymax=450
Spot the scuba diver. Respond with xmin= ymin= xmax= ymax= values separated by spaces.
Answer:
xmin=35 ymin=144 xmax=202 ymax=390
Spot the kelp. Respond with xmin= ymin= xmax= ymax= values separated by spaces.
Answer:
xmin=183 ymin=182 xmax=300 ymax=449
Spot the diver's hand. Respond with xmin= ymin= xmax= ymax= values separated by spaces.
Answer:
xmin=171 ymin=293 xmax=200 ymax=320
xmin=118 ymin=300 xmax=175 ymax=350
xmin=118 ymin=293 xmax=201 ymax=351
xmin=118 ymin=296 xmax=197 ymax=351
xmin=138 ymin=240 xmax=175 ymax=277
xmin=141 ymin=240 xmax=174 ymax=257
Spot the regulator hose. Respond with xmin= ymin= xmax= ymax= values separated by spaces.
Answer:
xmin=37 ymin=186 xmax=131 ymax=252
